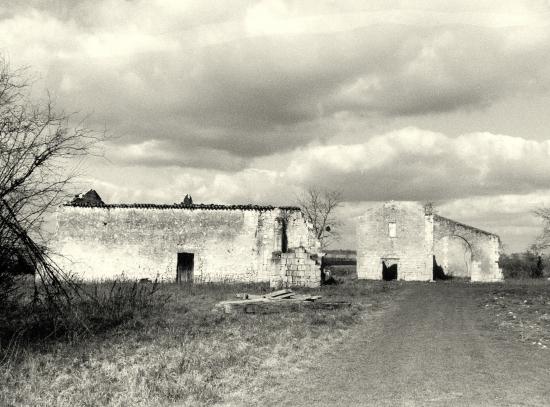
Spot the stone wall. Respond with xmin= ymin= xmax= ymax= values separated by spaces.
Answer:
xmin=269 ymin=247 xmax=321 ymax=288
xmin=433 ymin=215 xmax=503 ymax=281
xmin=357 ymin=201 xmax=433 ymax=281
xmin=356 ymin=201 xmax=503 ymax=282
xmin=53 ymin=205 xmax=321 ymax=286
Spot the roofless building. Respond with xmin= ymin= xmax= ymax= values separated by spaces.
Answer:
xmin=53 ymin=190 xmax=322 ymax=287
xmin=357 ymin=201 xmax=503 ymax=282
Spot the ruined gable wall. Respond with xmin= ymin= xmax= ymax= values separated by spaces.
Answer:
xmin=357 ymin=202 xmax=433 ymax=281
xmin=53 ymin=206 xmax=278 ymax=282
xmin=433 ymin=216 xmax=503 ymax=281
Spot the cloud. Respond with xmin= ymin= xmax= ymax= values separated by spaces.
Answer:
xmin=2 ymin=0 xmax=550 ymax=163
xmin=87 ymin=126 xmax=550 ymax=205
xmin=279 ymin=128 xmax=550 ymax=201
xmin=4 ymin=1 xmax=550 ymax=251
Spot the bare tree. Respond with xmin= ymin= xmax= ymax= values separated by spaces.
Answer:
xmin=296 ymin=187 xmax=342 ymax=250
xmin=0 ymin=57 xmax=103 ymax=305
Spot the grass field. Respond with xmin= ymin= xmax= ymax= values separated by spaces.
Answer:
xmin=4 ymin=270 xmax=550 ymax=406
xmin=0 ymin=278 xmax=399 ymax=407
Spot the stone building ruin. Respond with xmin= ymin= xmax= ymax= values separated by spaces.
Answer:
xmin=357 ymin=201 xmax=503 ymax=282
xmin=53 ymin=190 xmax=322 ymax=287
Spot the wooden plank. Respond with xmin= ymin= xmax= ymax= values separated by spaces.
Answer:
xmin=290 ymin=294 xmax=323 ymax=301
xmin=235 ymin=293 xmax=264 ymax=300
xmin=270 ymin=292 xmax=295 ymax=300
xmin=217 ymin=298 xmax=270 ymax=306
xmin=267 ymin=289 xmax=293 ymax=298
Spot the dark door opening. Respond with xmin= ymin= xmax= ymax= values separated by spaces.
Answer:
xmin=433 ymin=256 xmax=451 ymax=280
xmin=382 ymin=261 xmax=398 ymax=281
xmin=176 ymin=252 xmax=194 ymax=283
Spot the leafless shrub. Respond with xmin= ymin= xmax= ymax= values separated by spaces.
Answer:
xmin=81 ymin=278 xmax=171 ymax=330
xmin=296 ymin=186 xmax=342 ymax=250
xmin=0 ymin=56 xmax=105 ymax=311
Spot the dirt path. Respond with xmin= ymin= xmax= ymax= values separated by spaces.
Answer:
xmin=258 ymin=283 xmax=550 ymax=406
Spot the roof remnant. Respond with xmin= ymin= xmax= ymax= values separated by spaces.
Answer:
xmin=65 ymin=189 xmax=300 ymax=211
xmin=182 ymin=194 xmax=193 ymax=205
xmin=71 ymin=189 xmax=104 ymax=205
xmin=65 ymin=202 xmax=301 ymax=212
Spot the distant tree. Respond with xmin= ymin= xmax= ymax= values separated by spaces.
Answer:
xmin=499 ymin=251 xmax=545 ymax=279
xmin=0 ymin=57 xmax=103 ymax=305
xmin=296 ymin=187 xmax=342 ymax=250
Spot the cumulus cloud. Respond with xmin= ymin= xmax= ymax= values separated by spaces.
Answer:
xmin=2 ymin=0 xmax=550 ymax=163
xmin=281 ymin=128 xmax=550 ymax=201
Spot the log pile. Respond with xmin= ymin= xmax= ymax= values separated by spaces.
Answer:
xmin=214 ymin=289 xmax=351 ymax=314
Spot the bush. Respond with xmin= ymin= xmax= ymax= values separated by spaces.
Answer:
xmin=81 ymin=279 xmax=171 ymax=331
xmin=499 ymin=252 xmax=545 ymax=279
xmin=0 ymin=278 xmax=171 ymax=347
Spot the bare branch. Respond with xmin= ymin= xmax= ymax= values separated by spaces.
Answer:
xmin=296 ymin=186 xmax=343 ymax=250
xmin=0 ymin=55 xmax=105 ymax=309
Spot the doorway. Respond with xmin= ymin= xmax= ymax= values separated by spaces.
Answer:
xmin=382 ymin=260 xmax=398 ymax=281
xmin=176 ymin=252 xmax=194 ymax=283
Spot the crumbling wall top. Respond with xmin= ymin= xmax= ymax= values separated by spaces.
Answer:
xmin=433 ymin=214 xmax=499 ymax=239
xmin=64 ymin=202 xmax=301 ymax=211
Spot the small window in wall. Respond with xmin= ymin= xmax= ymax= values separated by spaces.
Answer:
xmin=281 ymin=218 xmax=288 ymax=253
xmin=388 ymin=222 xmax=397 ymax=238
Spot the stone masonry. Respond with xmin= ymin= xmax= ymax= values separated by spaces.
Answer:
xmin=52 ymin=192 xmax=322 ymax=287
xmin=357 ymin=201 xmax=503 ymax=282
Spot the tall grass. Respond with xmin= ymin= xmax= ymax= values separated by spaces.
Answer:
xmin=0 ymin=279 xmax=396 ymax=406
xmin=0 ymin=278 xmax=171 ymax=354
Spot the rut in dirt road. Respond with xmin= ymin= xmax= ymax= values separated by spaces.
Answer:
xmin=259 ymin=283 xmax=550 ymax=407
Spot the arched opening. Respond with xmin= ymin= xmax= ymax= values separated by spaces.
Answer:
xmin=445 ymin=235 xmax=473 ymax=279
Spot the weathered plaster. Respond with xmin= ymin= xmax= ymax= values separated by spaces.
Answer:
xmin=52 ymin=204 xmax=321 ymax=286
xmin=433 ymin=215 xmax=502 ymax=282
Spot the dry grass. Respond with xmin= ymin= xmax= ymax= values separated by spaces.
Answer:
xmin=0 ymin=279 xmax=399 ymax=407
xmin=481 ymin=279 xmax=550 ymax=349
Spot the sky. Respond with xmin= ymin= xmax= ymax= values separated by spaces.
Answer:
xmin=2 ymin=0 xmax=550 ymax=252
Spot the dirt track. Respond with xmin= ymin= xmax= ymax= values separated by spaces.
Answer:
xmin=259 ymin=283 xmax=550 ymax=406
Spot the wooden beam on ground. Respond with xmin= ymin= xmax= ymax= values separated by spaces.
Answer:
xmin=267 ymin=289 xmax=293 ymax=298
xmin=215 ymin=299 xmax=350 ymax=314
